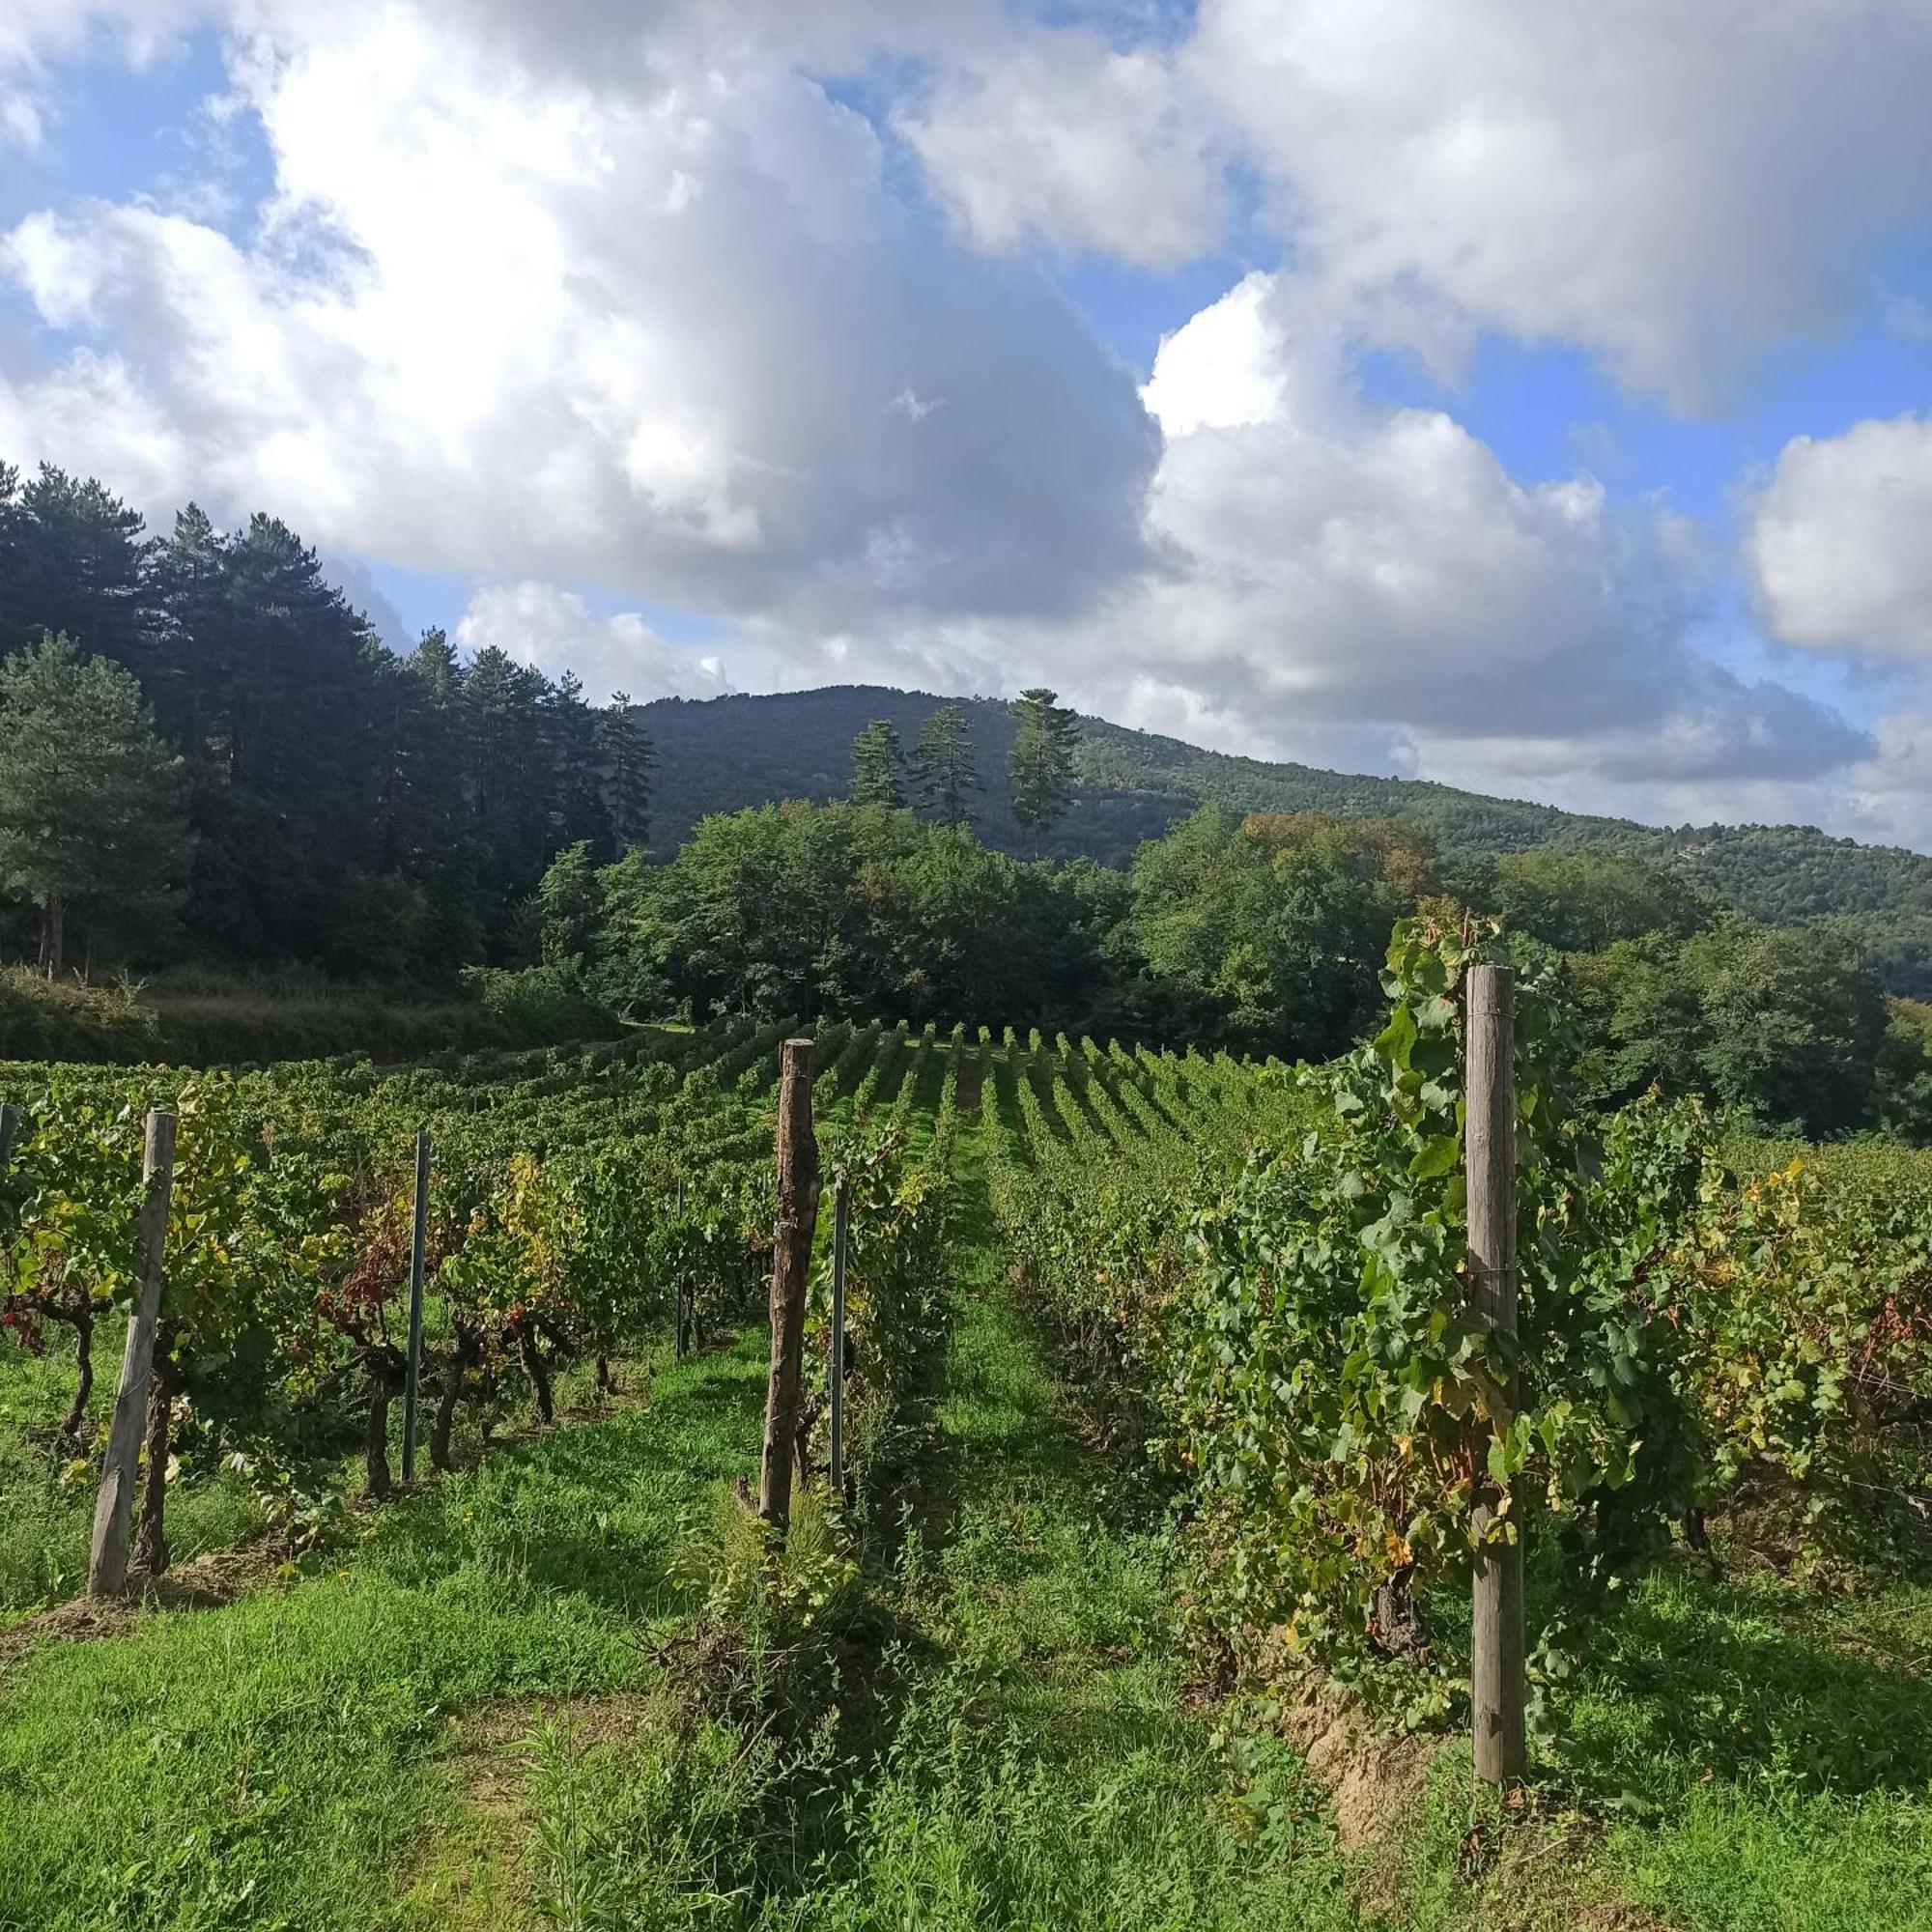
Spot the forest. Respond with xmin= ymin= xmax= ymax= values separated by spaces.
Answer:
xmin=4 ymin=452 xmax=1932 ymax=1142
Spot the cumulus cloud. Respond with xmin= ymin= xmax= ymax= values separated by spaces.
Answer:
xmin=0 ymin=4 xmax=1156 ymax=625
xmin=904 ymin=0 xmax=1932 ymax=410
xmin=1749 ymin=414 xmax=1932 ymax=659
xmin=454 ymin=582 xmax=732 ymax=703
xmin=896 ymin=25 xmax=1225 ymax=269
xmin=1091 ymin=275 xmax=1866 ymax=783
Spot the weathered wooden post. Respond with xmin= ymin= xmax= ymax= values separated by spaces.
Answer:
xmin=827 ymin=1174 xmax=849 ymax=1496
xmin=1465 ymin=963 xmax=1526 ymax=1782
xmin=89 ymin=1110 xmax=177 ymax=1598
xmin=0 ymin=1102 xmax=20 ymax=1172
xmin=759 ymin=1039 xmax=817 ymax=1532
xmin=400 ymin=1127 xmax=430 ymax=1482
xmin=674 ymin=1175 xmax=691 ymax=1361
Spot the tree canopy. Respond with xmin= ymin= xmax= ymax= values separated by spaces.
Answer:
xmin=0 ymin=634 xmax=189 ymax=972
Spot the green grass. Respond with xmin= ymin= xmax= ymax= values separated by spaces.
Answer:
xmin=509 ymin=1118 xmax=1367 ymax=1929
xmin=0 ymin=1331 xmax=769 ymax=1931
xmin=1566 ymin=1565 xmax=1932 ymax=1931
xmin=0 ymin=1323 xmax=267 ymax=1615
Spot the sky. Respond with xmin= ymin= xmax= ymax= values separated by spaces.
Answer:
xmin=3 ymin=1 xmax=1932 ymax=843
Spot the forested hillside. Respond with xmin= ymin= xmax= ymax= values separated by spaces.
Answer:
xmin=10 ymin=451 xmax=1932 ymax=984
xmin=645 ymin=686 xmax=1932 ymax=956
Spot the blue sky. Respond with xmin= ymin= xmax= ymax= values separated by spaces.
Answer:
xmin=3 ymin=2 xmax=1931 ymax=843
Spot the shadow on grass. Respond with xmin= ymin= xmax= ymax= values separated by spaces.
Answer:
xmin=1559 ymin=1564 xmax=1932 ymax=1803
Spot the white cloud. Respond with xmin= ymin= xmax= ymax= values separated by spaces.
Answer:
xmin=1749 ymin=414 xmax=1932 ymax=659
xmin=1139 ymin=271 xmax=1288 ymax=435
xmin=0 ymin=5 xmax=1156 ymax=626
xmin=0 ymin=0 xmax=1905 ymax=835
xmin=454 ymin=582 xmax=732 ymax=703
xmin=896 ymin=24 xmax=1224 ymax=269
xmin=899 ymin=0 xmax=1932 ymax=410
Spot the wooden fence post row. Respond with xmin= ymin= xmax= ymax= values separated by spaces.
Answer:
xmin=399 ymin=1127 xmax=431 ymax=1484
xmin=89 ymin=1110 xmax=177 ymax=1599
xmin=1465 ymin=963 xmax=1526 ymax=1783
xmin=760 ymin=1038 xmax=817 ymax=1533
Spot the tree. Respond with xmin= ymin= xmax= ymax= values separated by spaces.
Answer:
xmin=1009 ymin=687 xmax=1078 ymax=851
xmin=1683 ymin=919 xmax=1885 ymax=1136
xmin=534 ymin=841 xmax=602 ymax=965
xmin=0 ymin=635 xmax=189 ymax=972
xmin=1492 ymin=843 xmax=1711 ymax=952
xmin=0 ymin=464 xmax=150 ymax=676
xmin=548 ymin=670 xmax=612 ymax=856
xmin=602 ymin=694 xmax=654 ymax=851
xmin=849 ymin=719 xmax=905 ymax=810
xmin=911 ymin=702 xmax=980 ymax=824
xmin=1119 ymin=807 xmax=1424 ymax=1059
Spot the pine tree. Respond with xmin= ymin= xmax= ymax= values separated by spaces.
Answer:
xmin=850 ymin=718 xmax=905 ymax=809
xmin=0 ymin=634 xmax=189 ymax=972
xmin=1008 ymin=687 xmax=1078 ymax=852
xmin=602 ymin=694 xmax=654 ymax=851
xmin=912 ymin=702 xmax=980 ymax=824
xmin=547 ymin=670 xmax=613 ymax=856
xmin=1 ymin=465 xmax=151 ymax=677
xmin=143 ymin=502 xmax=229 ymax=756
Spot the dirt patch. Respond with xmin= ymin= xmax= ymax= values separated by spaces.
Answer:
xmin=1262 ymin=1667 xmax=1675 ymax=1932
xmin=0 ymin=1542 xmax=282 ymax=1672
xmin=387 ymin=1688 xmax=664 ymax=1925
xmin=1273 ymin=1672 xmax=1438 ymax=1853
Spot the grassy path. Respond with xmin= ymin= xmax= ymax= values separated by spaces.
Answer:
xmin=759 ymin=1219 xmax=1365 ymax=1929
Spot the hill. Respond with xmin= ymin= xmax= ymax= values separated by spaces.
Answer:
xmin=636 ymin=687 xmax=1932 ymax=991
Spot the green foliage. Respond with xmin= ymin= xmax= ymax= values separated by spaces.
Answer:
xmin=1575 ymin=918 xmax=1889 ymax=1136
xmin=533 ymin=842 xmax=603 ymax=966
xmin=910 ymin=700 xmax=980 ymax=825
xmin=1159 ymin=923 xmax=1704 ymax=1711
xmin=0 ymin=634 xmax=189 ymax=972
xmin=1117 ymin=806 xmax=1434 ymax=1059
xmin=1491 ymin=843 xmax=1712 ymax=952
xmin=593 ymin=801 xmax=1120 ymax=1033
xmin=848 ymin=719 xmax=905 ymax=810
xmin=600 ymin=692 xmax=653 ymax=850
xmin=0 ymin=966 xmax=157 ymax=1061
xmin=1008 ymin=687 xmax=1078 ymax=847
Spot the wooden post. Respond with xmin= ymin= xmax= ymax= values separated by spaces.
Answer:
xmin=0 ymin=1102 xmax=20 ymax=1172
xmin=759 ymin=1038 xmax=817 ymax=1532
xmin=828 ymin=1175 xmax=848 ymax=1496
xmin=89 ymin=1110 xmax=177 ymax=1598
xmin=674 ymin=1175 xmax=691 ymax=1360
xmin=1466 ymin=963 xmax=1526 ymax=1783
xmin=400 ymin=1128 xmax=430 ymax=1483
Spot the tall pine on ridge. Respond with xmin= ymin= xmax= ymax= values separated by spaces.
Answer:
xmin=912 ymin=702 xmax=980 ymax=824
xmin=602 ymin=694 xmax=654 ymax=851
xmin=850 ymin=718 xmax=905 ymax=809
xmin=1009 ymin=687 xmax=1078 ymax=853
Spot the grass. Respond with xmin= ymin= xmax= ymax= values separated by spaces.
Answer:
xmin=1566 ymin=1564 xmax=1932 ymax=1931
xmin=504 ymin=1113 xmax=1367 ymax=1929
xmin=0 ymin=1322 xmax=266 ymax=1615
xmin=0 ymin=1330 xmax=769 ymax=1931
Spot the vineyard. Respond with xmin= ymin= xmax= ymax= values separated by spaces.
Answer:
xmin=2 ymin=945 xmax=1930 ymax=1930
